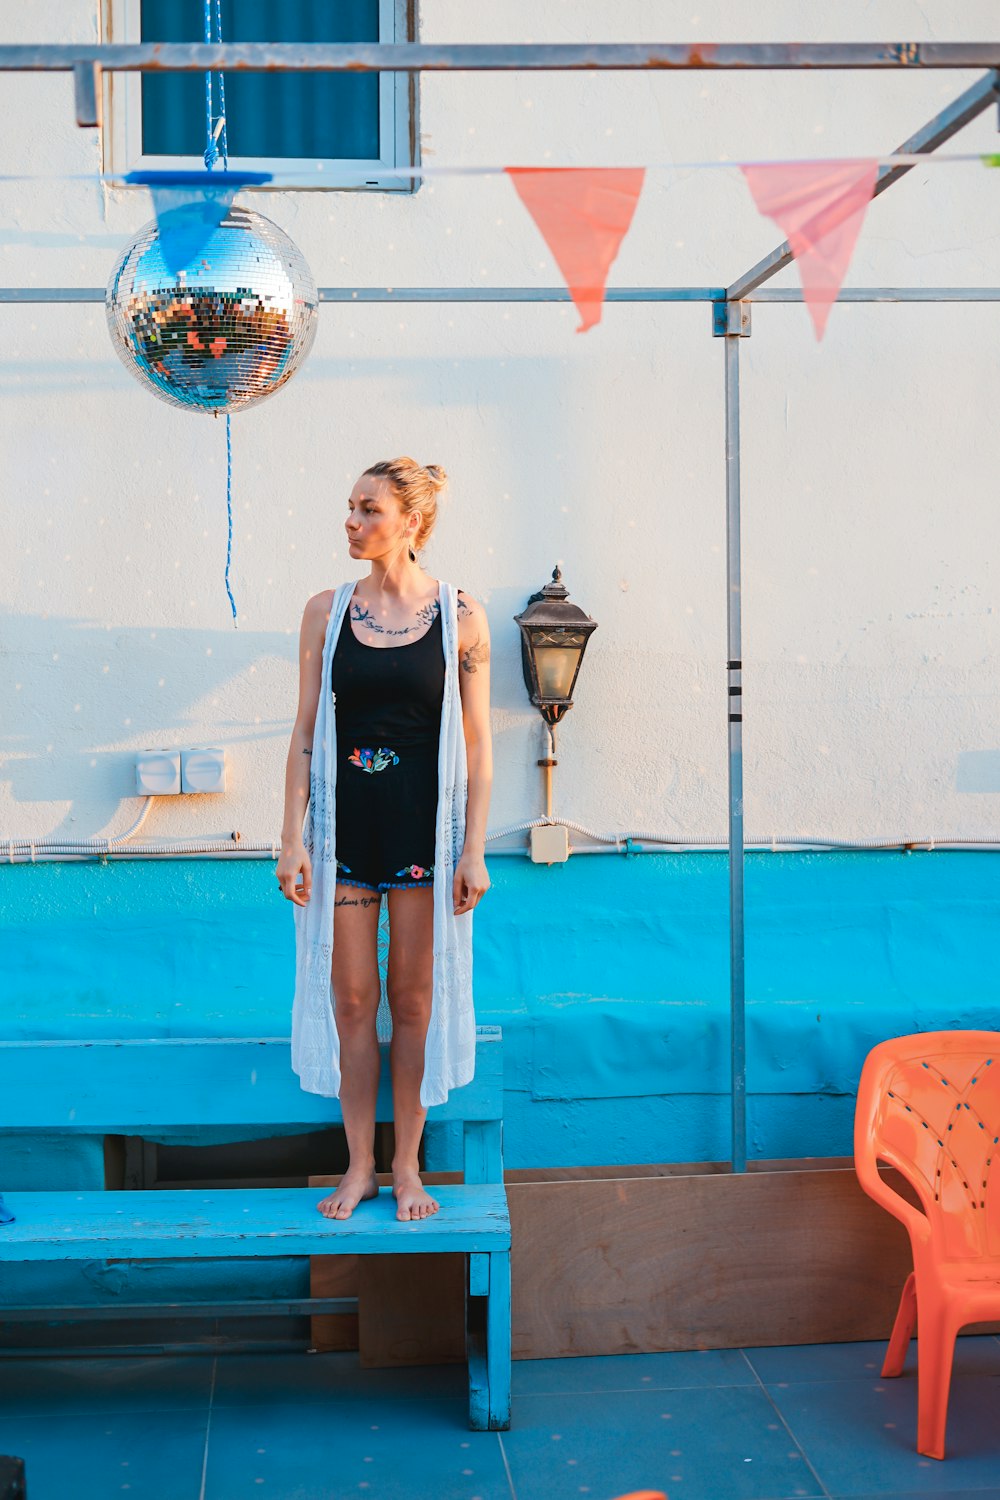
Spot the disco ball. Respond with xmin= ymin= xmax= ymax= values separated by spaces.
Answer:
xmin=105 ymin=203 xmax=319 ymax=414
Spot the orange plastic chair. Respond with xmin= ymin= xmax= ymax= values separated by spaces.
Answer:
xmin=854 ymin=1030 xmax=1000 ymax=1460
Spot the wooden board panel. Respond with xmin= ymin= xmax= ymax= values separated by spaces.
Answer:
xmin=307 ymin=1252 xmax=359 ymax=1353
xmin=507 ymin=1167 xmax=915 ymax=1358
xmin=504 ymin=1158 xmax=859 ymax=1182
xmin=358 ymin=1253 xmax=467 ymax=1368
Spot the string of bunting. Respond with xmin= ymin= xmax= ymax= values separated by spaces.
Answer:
xmin=8 ymin=149 xmax=997 ymax=341
xmin=506 ymin=154 xmax=987 ymax=337
xmin=124 ymin=157 xmax=887 ymax=340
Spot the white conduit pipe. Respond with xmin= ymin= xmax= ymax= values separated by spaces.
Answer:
xmin=1 ymin=810 xmax=996 ymax=863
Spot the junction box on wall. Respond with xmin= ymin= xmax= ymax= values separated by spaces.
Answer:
xmin=530 ymin=824 xmax=570 ymax=864
xmin=135 ymin=749 xmax=227 ymax=796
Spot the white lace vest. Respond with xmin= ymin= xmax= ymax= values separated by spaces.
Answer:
xmin=291 ymin=579 xmax=476 ymax=1106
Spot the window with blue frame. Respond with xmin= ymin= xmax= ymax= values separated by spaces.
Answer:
xmin=140 ymin=0 xmax=385 ymax=162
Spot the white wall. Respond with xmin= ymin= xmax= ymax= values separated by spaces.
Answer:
xmin=2 ymin=1 xmax=998 ymax=846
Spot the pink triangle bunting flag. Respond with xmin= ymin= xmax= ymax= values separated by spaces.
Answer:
xmin=506 ymin=167 xmax=646 ymax=332
xmin=741 ymin=159 xmax=880 ymax=339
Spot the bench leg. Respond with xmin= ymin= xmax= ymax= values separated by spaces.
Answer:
xmin=466 ymin=1251 xmax=511 ymax=1432
xmin=466 ymin=1260 xmax=489 ymax=1431
xmin=486 ymin=1250 xmax=511 ymax=1431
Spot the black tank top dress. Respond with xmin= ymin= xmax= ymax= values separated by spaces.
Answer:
xmin=330 ymin=599 xmax=445 ymax=892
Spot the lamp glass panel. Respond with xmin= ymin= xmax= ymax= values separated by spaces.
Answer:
xmin=533 ymin=644 xmax=581 ymax=701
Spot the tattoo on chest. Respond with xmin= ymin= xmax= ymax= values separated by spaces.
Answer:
xmin=351 ymin=598 xmax=441 ymax=637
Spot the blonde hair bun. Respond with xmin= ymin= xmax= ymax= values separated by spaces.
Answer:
xmin=362 ymin=456 xmax=448 ymax=553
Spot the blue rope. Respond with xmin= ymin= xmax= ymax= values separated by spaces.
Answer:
xmin=202 ymin=0 xmax=238 ymax=627
xmin=224 ymin=413 xmax=237 ymax=627
xmin=202 ymin=0 xmax=225 ymax=170
xmin=215 ymin=0 xmax=229 ymax=169
xmin=203 ymin=38 xmax=214 ymax=168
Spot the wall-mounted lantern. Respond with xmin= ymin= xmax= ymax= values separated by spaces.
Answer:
xmin=514 ymin=566 xmax=598 ymax=727
xmin=514 ymin=567 xmax=597 ymax=860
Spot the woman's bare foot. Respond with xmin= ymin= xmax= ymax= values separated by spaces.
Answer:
xmin=317 ymin=1162 xmax=379 ymax=1220
xmin=392 ymin=1163 xmax=440 ymax=1221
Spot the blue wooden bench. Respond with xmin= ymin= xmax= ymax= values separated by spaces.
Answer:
xmin=0 ymin=1024 xmax=511 ymax=1431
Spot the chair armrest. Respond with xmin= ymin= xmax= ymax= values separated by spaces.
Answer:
xmin=854 ymin=1079 xmax=931 ymax=1248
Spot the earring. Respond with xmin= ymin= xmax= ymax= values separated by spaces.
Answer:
xmin=408 ymin=544 xmax=416 ymax=562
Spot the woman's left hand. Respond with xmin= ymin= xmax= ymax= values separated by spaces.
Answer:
xmin=453 ymin=852 xmax=490 ymax=916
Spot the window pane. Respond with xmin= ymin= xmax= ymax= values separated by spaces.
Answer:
xmin=140 ymin=0 xmax=381 ymax=160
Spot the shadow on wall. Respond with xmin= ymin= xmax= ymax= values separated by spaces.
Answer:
xmin=0 ymin=609 xmax=297 ymax=836
xmin=0 ymin=601 xmax=542 ymax=839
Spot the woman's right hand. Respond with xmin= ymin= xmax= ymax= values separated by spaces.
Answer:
xmin=277 ymin=840 xmax=312 ymax=906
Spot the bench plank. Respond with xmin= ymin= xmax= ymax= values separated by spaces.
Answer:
xmin=0 ymin=1029 xmax=503 ymax=1131
xmin=0 ymin=1186 xmax=511 ymax=1261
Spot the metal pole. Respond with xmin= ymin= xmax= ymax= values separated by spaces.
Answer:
xmin=723 ymin=312 xmax=747 ymax=1174
xmin=3 ymin=285 xmax=1000 ymax=306
xmin=0 ymin=286 xmax=725 ymax=306
xmin=3 ymin=42 xmax=1000 ymax=74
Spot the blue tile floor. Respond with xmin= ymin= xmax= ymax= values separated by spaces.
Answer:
xmin=0 ymin=1336 xmax=998 ymax=1500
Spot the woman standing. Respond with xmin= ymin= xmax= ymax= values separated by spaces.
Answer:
xmin=278 ymin=459 xmax=492 ymax=1222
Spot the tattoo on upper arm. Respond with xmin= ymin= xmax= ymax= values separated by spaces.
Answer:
xmin=461 ymin=635 xmax=490 ymax=674
xmin=302 ymin=748 xmax=312 ymax=756
xmin=457 ymin=591 xmax=472 ymax=618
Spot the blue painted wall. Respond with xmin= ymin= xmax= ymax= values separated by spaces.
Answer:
xmin=4 ymin=850 xmax=1000 ymax=1166
xmin=3 ymin=851 xmax=998 ymax=1322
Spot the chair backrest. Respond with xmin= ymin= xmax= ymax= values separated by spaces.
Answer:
xmin=854 ymin=1030 xmax=1000 ymax=1261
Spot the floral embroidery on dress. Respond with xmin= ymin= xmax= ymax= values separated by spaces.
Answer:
xmin=348 ymin=747 xmax=399 ymax=773
xmin=396 ymin=863 xmax=434 ymax=880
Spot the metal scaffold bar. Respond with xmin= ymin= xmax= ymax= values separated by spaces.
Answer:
xmin=3 ymin=286 xmax=1000 ymax=305
xmin=1 ymin=42 xmax=1000 ymax=73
